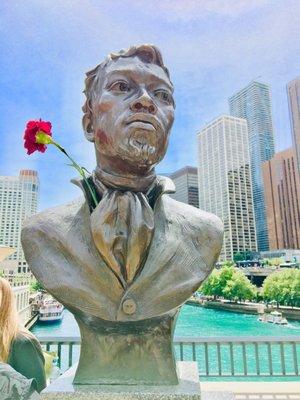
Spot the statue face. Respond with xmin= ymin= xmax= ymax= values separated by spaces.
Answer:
xmin=91 ymin=56 xmax=174 ymax=169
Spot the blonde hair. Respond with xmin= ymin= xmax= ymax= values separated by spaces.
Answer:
xmin=0 ymin=277 xmax=31 ymax=362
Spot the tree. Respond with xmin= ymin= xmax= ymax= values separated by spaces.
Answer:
xmin=200 ymin=265 xmax=257 ymax=302
xmin=262 ymin=269 xmax=300 ymax=307
xmin=30 ymin=280 xmax=44 ymax=292
xmin=201 ymin=269 xmax=223 ymax=299
xmin=233 ymin=252 xmax=244 ymax=263
xmin=233 ymin=251 xmax=252 ymax=263
xmin=220 ymin=260 xmax=235 ymax=268
xmin=269 ymin=257 xmax=284 ymax=267
xmin=222 ymin=270 xmax=257 ymax=302
xmin=261 ymin=258 xmax=271 ymax=267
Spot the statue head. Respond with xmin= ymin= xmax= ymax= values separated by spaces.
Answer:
xmin=82 ymin=45 xmax=175 ymax=174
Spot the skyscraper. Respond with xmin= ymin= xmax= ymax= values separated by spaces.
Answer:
xmin=287 ymin=77 xmax=300 ymax=174
xmin=198 ymin=115 xmax=257 ymax=261
xmin=169 ymin=166 xmax=199 ymax=208
xmin=229 ymin=81 xmax=275 ymax=251
xmin=262 ymin=148 xmax=300 ymax=250
xmin=0 ymin=170 xmax=39 ymax=270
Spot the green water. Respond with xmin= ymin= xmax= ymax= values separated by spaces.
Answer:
xmin=32 ymin=304 xmax=300 ymax=338
xmin=32 ymin=304 xmax=300 ymax=381
xmin=176 ymin=305 xmax=300 ymax=337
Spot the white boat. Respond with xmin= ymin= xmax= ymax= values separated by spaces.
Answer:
xmin=38 ymin=298 xmax=64 ymax=322
xmin=267 ymin=311 xmax=288 ymax=325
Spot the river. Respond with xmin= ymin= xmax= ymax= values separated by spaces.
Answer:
xmin=32 ymin=304 xmax=300 ymax=381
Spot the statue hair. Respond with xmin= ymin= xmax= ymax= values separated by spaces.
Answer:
xmin=82 ymin=44 xmax=172 ymax=141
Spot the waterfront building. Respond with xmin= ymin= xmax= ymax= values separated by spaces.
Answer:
xmin=260 ymin=248 xmax=300 ymax=263
xmin=229 ymin=81 xmax=275 ymax=251
xmin=287 ymin=77 xmax=300 ymax=174
xmin=169 ymin=166 xmax=199 ymax=208
xmin=0 ymin=170 xmax=39 ymax=272
xmin=262 ymin=148 xmax=300 ymax=250
xmin=197 ymin=115 xmax=257 ymax=261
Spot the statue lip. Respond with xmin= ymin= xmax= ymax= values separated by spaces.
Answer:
xmin=126 ymin=114 xmax=161 ymax=130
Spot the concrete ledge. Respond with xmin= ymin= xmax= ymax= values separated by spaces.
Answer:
xmin=42 ymin=362 xmax=205 ymax=399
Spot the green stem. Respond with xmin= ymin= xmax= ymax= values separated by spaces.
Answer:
xmin=51 ymin=141 xmax=98 ymax=208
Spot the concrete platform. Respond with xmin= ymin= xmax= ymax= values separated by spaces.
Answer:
xmin=42 ymin=361 xmax=208 ymax=399
xmin=201 ymin=382 xmax=300 ymax=400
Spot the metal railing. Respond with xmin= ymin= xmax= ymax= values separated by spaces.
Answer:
xmin=39 ymin=336 xmax=300 ymax=379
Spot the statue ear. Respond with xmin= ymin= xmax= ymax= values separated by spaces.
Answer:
xmin=82 ymin=114 xmax=94 ymax=142
xmin=82 ymin=100 xmax=94 ymax=142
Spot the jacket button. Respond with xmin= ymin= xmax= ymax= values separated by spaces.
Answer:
xmin=122 ymin=299 xmax=136 ymax=315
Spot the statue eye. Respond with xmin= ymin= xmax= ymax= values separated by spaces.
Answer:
xmin=109 ymin=81 xmax=131 ymax=93
xmin=155 ymin=90 xmax=173 ymax=104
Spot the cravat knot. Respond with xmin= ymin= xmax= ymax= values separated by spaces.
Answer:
xmin=90 ymin=188 xmax=154 ymax=287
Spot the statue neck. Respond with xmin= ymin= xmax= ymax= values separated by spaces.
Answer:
xmin=93 ymin=166 xmax=157 ymax=193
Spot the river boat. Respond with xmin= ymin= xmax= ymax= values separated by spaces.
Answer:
xmin=38 ymin=298 xmax=64 ymax=322
xmin=258 ymin=311 xmax=288 ymax=325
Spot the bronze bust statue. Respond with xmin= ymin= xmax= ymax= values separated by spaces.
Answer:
xmin=21 ymin=44 xmax=223 ymax=386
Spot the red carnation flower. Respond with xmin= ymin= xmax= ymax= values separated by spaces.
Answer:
xmin=23 ymin=118 xmax=98 ymax=207
xmin=23 ymin=119 xmax=52 ymax=155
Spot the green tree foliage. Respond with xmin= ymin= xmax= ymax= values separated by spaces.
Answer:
xmin=220 ymin=260 xmax=235 ymax=268
xmin=261 ymin=258 xmax=271 ymax=267
xmin=200 ymin=266 xmax=257 ymax=302
xmin=201 ymin=269 xmax=223 ymax=299
xmin=233 ymin=252 xmax=244 ymax=263
xmin=233 ymin=251 xmax=252 ymax=263
xmin=222 ymin=270 xmax=257 ymax=302
xmin=30 ymin=280 xmax=44 ymax=292
xmin=262 ymin=269 xmax=300 ymax=307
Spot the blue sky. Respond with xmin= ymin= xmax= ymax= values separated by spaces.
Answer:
xmin=0 ymin=0 xmax=299 ymax=210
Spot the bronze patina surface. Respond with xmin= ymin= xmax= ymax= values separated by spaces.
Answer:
xmin=21 ymin=45 xmax=223 ymax=385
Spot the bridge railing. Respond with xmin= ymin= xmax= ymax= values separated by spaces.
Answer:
xmin=39 ymin=336 xmax=300 ymax=379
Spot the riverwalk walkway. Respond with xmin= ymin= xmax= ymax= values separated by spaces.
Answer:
xmin=188 ymin=298 xmax=300 ymax=321
xmin=201 ymin=382 xmax=300 ymax=399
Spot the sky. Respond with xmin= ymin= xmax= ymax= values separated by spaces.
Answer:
xmin=0 ymin=0 xmax=300 ymax=210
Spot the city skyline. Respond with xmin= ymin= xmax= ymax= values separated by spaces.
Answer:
xmin=0 ymin=1 xmax=299 ymax=210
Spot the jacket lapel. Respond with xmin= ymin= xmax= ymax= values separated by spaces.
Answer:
xmin=123 ymin=194 xmax=210 ymax=298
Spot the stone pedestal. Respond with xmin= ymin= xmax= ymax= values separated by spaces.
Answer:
xmin=42 ymin=362 xmax=201 ymax=399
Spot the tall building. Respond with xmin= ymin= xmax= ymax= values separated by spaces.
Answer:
xmin=262 ymin=148 xmax=300 ymax=249
xmin=169 ymin=166 xmax=199 ymax=208
xmin=287 ymin=77 xmax=300 ymax=174
xmin=0 ymin=170 xmax=39 ymax=271
xmin=198 ymin=115 xmax=257 ymax=261
xmin=229 ymin=81 xmax=275 ymax=251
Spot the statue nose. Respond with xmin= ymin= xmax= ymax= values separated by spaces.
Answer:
xmin=130 ymin=92 xmax=157 ymax=114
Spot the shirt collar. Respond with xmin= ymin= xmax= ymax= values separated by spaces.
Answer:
xmin=71 ymin=174 xmax=175 ymax=212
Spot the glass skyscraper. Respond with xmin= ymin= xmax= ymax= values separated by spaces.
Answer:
xmin=229 ymin=81 xmax=275 ymax=251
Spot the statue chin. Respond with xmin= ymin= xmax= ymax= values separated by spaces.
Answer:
xmin=123 ymin=133 xmax=165 ymax=166
xmin=129 ymin=141 xmax=159 ymax=164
